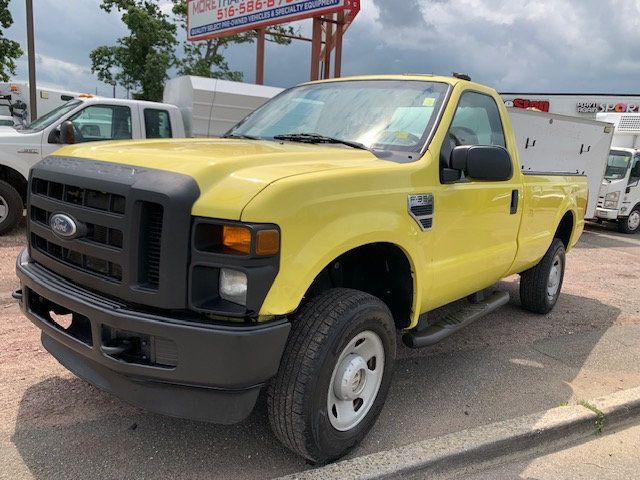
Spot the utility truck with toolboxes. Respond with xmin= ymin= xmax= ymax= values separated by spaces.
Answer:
xmin=593 ymin=112 xmax=640 ymax=233
xmin=16 ymin=75 xmax=596 ymax=463
xmin=0 ymin=77 xmax=281 ymax=234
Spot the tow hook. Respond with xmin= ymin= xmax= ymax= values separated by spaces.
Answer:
xmin=12 ymin=289 xmax=23 ymax=301
xmin=101 ymin=338 xmax=134 ymax=356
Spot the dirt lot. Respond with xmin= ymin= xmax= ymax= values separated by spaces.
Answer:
xmin=1 ymin=222 xmax=639 ymax=480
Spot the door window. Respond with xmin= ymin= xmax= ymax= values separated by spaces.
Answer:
xmin=69 ymin=105 xmax=132 ymax=142
xmin=144 ymin=109 xmax=172 ymax=138
xmin=440 ymin=91 xmax=506 ymax=177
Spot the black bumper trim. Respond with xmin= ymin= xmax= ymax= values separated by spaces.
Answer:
xmin=16 ymin=249 xmax=291 ymax=424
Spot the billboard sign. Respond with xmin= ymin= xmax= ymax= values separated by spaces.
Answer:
xmin=188 ymin=0 xmax=355 ymax=41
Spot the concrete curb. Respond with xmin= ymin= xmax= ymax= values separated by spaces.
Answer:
xmin=279 ymin=386 xmax=640 ymax=480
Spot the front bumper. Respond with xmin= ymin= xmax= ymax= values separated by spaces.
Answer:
xmin=16 ymin=248 xmax=290 ymax=424
xmin=595 ymin=207 xmax=619 ymax=220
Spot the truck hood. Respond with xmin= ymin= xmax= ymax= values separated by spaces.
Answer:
xmin=55 ymin=138 xmax=390 ymax=219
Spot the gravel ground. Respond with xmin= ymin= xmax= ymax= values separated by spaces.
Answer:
xmin=1 ymin=221 xmax=639 ymax=479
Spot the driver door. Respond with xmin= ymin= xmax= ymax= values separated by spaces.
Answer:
xmin=429 ymin=90 xmax=521 ymax=306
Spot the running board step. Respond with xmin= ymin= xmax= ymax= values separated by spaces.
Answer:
xmin=403 ymin=291 xmax=510 ymax=348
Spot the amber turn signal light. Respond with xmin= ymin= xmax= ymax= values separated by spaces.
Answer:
xmin=222 ymin=225 xmax=251 ymax=255
xmin=256 ymin=229 xmax=280 ymax=256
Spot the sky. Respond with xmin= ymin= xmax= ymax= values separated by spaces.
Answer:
xmin=3 ymin=0 xmax=640 ymax=97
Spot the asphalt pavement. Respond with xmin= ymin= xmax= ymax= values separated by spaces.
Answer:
xmin=1 ymin=222 xmax=639 ymax=479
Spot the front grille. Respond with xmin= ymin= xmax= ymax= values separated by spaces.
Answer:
xmin=27 ymin=157 xmax=199 ymax=310
xmin=138 ymin=202 xmax=164 ymax=289
xmin=31 ymin=206 xmax=124 ymax=248
xmin=32 ymin=178 xmax=126 ymax=214
xmin=31 ymin=232 xmax=123 ymax=281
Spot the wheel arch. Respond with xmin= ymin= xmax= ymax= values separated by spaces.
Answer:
xmin=0 ymin=164 xmax=28 ymax=203
xmin=301 ymin=242 xmax=416 ymax=330
xmin=554 ymin=210 xmax=575 ymax=250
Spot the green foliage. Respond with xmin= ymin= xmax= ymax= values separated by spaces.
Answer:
xmin=172 ymin=0 xmax=296 ymax=81
xmin=90 ymin=0 xmax=177 ymax=101
xmin=0 ymin=0 xmax=23 ymax=82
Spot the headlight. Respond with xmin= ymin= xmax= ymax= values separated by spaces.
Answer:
xmin=219 ymin=268 xmax=247 ymax=305
xmin=605 ymin=191 xmax=620 ymax=202
xmin=604 ymin=192 xmax=620 ymax=209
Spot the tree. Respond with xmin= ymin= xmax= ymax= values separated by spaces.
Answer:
xmin=0 ymin=0 xmax=23 ymax=82
xmin=90 ymin=0 xmax=177 ymax=101
xmin=172 ymin=1 xmax=296 ymax=81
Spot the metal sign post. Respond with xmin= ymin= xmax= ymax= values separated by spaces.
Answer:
xmin=26 ymin=0 xmax=37 ymax=121
xmin=187 ymin=0 xmax=360 ymax=85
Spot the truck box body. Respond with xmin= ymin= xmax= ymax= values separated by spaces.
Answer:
xmin=163 ymin=76 xmax=283 ymax=138
xmin=0 ymin=82 xmax=79 ymax=125
xmin=509 ymin=109 xmax=613 ymax=218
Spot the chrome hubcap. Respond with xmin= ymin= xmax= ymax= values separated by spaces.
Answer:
xmin=547 ymin=253 xmax=563 ymax=301
xmin=628 ymin=211 xmax=640 ymax=231
xmin=327 ymin=330 xmax=384 ymax=431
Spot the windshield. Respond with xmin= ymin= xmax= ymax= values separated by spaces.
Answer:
xmin=25 ymin=100 xmax=82 ymax=131
xmin=228 ymin=80 xmax=449 ymax=156
xmin=605 ymin=150 xmax=632 ymax=180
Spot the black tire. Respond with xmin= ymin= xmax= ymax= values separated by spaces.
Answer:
xmin=519 ymin=238 xmax=566 ymax=314
xmin=267 ymin=288 xmax=396 ymax=464
xmin=0 ymin=180 xmax=23 ymax=235
xmin=617 ymin=207 xmax=640 ymax=234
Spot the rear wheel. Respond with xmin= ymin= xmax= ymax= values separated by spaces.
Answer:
xmin=617 ymin=208 xmax=640 ymax=234
xmin=0 ymin=180 xmax=23 ymax=235
xmin=267 ymin=288 xmax=396 ymax=464
xmin=519 ymin=238 xmax=566 ymax=314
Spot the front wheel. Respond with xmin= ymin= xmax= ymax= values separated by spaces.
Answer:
xmin=519 ymin=238 xmax=566 ymax=314
xmin=617 ymin=208 xmax=640 ymax=234
xmin=0 ymin=180 xmax=23 ymax=235
xmin=267 ymin=288 xmax=396 ymax=464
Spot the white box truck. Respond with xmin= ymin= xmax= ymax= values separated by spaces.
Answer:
xmin=507 ymin=109 xmax=613 ymax=219
xmin=593 ymin=112 xmax=640 ymax=233
xmin=0 ymin=77 xmax=282 ymax=234
xmin=0 ymin=82 xmax=80 ymax=126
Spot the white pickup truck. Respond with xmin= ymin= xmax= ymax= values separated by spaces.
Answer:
xmin=0 ymin=96 xmax=184 ymax=234
xmin=0 ymin=77 xmax=283 ymax=234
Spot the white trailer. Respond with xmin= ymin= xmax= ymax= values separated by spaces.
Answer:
xmin=163 ymin=76 xmax=283 ymax=137
xmin=592 ymin=112 xmax=640 ymax=233
xmin=508 ymin=109 xmax=613 ymax=219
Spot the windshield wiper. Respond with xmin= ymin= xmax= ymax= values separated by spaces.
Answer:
xmin=223 ymin=133 xmax=261 ymax=140
xmin=273 ymin=133 xmax=370 ymax=151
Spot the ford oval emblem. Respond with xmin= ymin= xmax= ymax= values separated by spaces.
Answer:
xmin=49 ymin=213 xmax=79 ymax=239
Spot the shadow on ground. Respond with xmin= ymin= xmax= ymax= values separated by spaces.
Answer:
xmin=11 ymin=287 xmax=624 ymax=480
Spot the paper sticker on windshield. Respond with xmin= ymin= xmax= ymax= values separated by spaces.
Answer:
xmin=422 ymin=97 xmax=435 ymax=107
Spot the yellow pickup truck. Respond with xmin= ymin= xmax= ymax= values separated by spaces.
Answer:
xmin=15 ymin=75 xmax=587 ymax=463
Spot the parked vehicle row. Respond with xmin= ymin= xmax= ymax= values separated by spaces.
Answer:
xmin=0 ymin=77 xmax=281 ymax=234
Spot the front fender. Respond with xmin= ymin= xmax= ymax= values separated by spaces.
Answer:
xmin=0 ymin=152 xmax=30 ymax=180
xmin=261 ymin=210 xmax=426 ymax=327
xmin=239 ymin=164 xmax=429 ymax=328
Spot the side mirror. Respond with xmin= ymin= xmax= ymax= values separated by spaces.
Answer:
xmin=59 ymin=121 xmax=75 ymax=144
xmin=450 ymin=145 xmax=513 ymax=181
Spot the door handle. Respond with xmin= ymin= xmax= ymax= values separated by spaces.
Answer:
xmin=510 ymin=190 xmax=519 ymax=214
